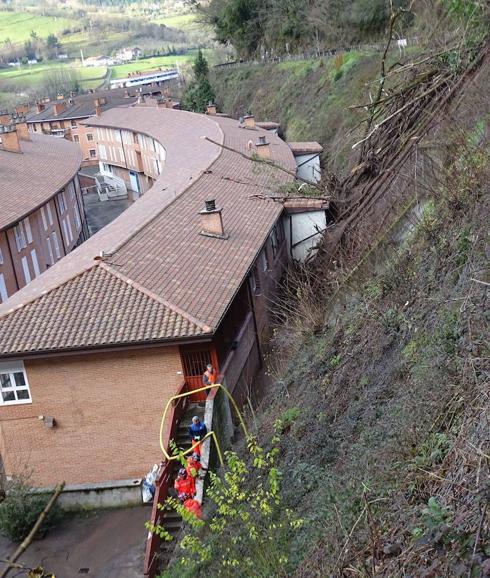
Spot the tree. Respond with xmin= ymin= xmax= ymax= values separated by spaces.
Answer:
xmin=182 ymin=50 xmax=216 ymax=113
xmin=46 ymin=34 xmax=60 ymax=50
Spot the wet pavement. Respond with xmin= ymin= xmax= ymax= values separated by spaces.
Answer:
xmin=82 ymin=191 xmax=131 ymax=236
xmin=0 ymin=506 xmax=150 ymax=577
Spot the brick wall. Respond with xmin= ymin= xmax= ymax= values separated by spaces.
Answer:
xmin=0 ymin=346 xmax=184 ymax=487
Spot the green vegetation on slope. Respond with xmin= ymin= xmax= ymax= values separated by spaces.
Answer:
xmin=0 ymin=11 xmax=75 ymax=44
xmin=212 ymin=50 xmax=382 ymax=172
xmin=160 ymin=60 xmax=490 ymax=576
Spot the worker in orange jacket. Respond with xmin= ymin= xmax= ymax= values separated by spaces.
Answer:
xmin=186 ymin=452 xmax=202 ymax=478
xmin=202 ymin=364 xmax=217 ymax=388
xmin=183 ymin=497 xmax=202 ymax=519
xmin=174 ymin=468 xmax=195 ymax=500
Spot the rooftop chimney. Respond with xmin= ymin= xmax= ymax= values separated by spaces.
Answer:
xmin=199 ymin=199 xmax=228 ymax=239
xmin=255 ymin=135 xmax=271 ymax=159
xmin=95 ymin=104 xmax=101 ymax=117
xmin=0 ymin=111 xmax=10 ymax=125
xmin=53 ymin=102 xmax=66 ymax=116
xmin=243 ymin=114 xmax=255 ymax=129
xmin=36 ymin=102 xmax=45 ymax=113
xmin=206 ymin=102 xmax=217 ymax=115
xmin=13 ymin=115 xmax=30 ymax=141
xmin=0 ymin=125 xmax=22 ymax=153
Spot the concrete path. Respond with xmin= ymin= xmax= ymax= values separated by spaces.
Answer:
xmin=0 ymin=506 xmax=150 ymax=577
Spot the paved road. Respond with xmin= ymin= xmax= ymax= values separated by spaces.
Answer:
xmin=82 ymin=191 xmax=131 ymax=236
xmin=0 ymin=506 xmax=150 ymax=577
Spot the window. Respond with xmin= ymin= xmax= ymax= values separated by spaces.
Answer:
xmin=46 ymin=237 xmax=54 ymax=266
xmin=270 ymin=226 xmax=279 ymax=257
xmin=13 ymin=224 xmax=26 ymax=252
xmin=40 ymin=206 xmax=48 ymax=231
xmin=73 ymin=135 xmax=79 ymax=143
xmin=66 ymin=216 xmax=73 ymax=243
xmin=0 ymin=248 xmax=3 ymax=265
xmin=73 ymin=205 xmax=81 ymax=230
xmin=33 ymin=124 xmax=38 ymax=132
xmin=0 ymin=274 xmax=7 ymax=303
xmin=31 ymin=249 xmax=40 ymax=277
xmin=251 ymin=266 xmax=261 ymax=295
xmin=0 ymin=362 xmax=31 ymax=405
xmin=87 ymin=133 xmax=93 ymax=141
xmin=46 ymin=203 xmax=54 ymax=226
xmin=23 ymin=217 xmax=33 ymax=244
xmin=21 ymin=256 xmax=31 ymax=284
xmin=71 ymin=120 xmax=77 ymax=128
xmin=90 ymin=149 xmax=97 ymax=158
xmin=259 ymin=250 xmax=268 ymax=272
xmin=51 ymin=232 xmax=61 ymax=259
xmin=58 ymin=191 xmax=67 ymax=214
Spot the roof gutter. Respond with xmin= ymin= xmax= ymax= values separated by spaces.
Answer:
xmin=0 ymin=333 xmax=214 ymax=362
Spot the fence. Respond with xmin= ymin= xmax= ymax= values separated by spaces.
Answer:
xmin=143 ymin=380 xmax=190 ymax=578
xmin=214 ymin=38 xmax=420 ymax=70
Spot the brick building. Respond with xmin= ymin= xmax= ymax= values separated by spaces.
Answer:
xmin=0 ymin=116 xmax=83 ymax=304
xmin=0 ymin=106 xmax=319 ymax=490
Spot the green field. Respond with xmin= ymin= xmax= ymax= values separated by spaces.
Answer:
xmin=110 ymin=50 xmax=212 ymax=79
xmin=153 ymin=12 xmax=200 ymax=31
xmin=0 ymin=61 xmax=106 ymax=89
xmin=0 ymin=11 xmax=75 ymax=44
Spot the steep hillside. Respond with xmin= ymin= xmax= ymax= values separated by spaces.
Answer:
xmin=160 ymin=43 xmax=489 ymax=577
xmin=212 ymin=50 xmax=406 ymax=172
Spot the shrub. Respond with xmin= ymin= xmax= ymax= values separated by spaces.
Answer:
xmin=0 ymin=479 xmax=63 ymax=542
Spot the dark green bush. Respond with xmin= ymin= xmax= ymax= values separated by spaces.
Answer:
xmin=0 ymin=480 xmax=63 ymax=542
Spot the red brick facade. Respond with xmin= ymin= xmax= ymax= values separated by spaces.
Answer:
xmin=0 ymin=347 xmax=183 ymax=486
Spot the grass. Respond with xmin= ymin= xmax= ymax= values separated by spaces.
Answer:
xmin=0 ymin=11 xmax=75 ymax=44
xmin=153 ymin=12 xmax=200 ymax=30
xmin=110 ymin=50 xmax=212 ymax=79
xmin=0 ymin=62 xmax=106 ymax=90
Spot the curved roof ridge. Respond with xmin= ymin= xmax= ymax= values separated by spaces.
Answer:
xmin=99 ymin=262 xmax=211 ymax=333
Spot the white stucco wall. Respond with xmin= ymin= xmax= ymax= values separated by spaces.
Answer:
xmin=295 ymin=154 xmax=321 ymax=183
xmin=283 ymin=210 xmax=327 ymax=261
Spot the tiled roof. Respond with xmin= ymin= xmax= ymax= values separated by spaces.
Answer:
xmin=0 ymin=134 xmax=81 ymax=231
xmin=0 ymin=265 xmax=207 ymax=355
xmin=288 ymin=141 xmax=324 ymax=155
xmin=26 ymin=95 xmax=136 ymax=123
xmin=0 ymin=108 xmax=296 ymax=354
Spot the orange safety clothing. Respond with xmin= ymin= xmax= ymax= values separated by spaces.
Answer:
xmin=183 ymin=498 xmax=202 ymax=519
xmin=174 ymin=476 xmax=195 ymax=498
xmin=186 ymin=456 xmax=202 ymax=479
xmin=190 ymin=439 xmax=201 ymax=456
xmin=203 ymin=369 xmax=216 ymax=385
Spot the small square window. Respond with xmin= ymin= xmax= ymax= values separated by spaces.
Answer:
xmin=87 ymin=133 xmax=93 ymax=141
xmin=0 ymin=362 xmax=32 ymax=406
xmin=89 ymin=149 xmax=96 ymax=158
xmin=73 ymin=135 xmax=79 ymax=143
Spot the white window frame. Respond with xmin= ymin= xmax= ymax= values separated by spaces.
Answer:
xmin=51 ymin=232 xmax=61 ymax=259
xmin=14 ymin=224 xmax=26 ymax=252
xmin=0 ymin=247 xmax=3 ymax=265
xmin=46 ymin=236 xmax=54 ymax=265
xmin=0 ymin=274 xmax=7 ymax=303
xmin=73 ymin=205 xmax=81 ymax=230
xmin=21 ymin=256 xmax=31 ymax=284
xmin=46 ymin=203 xmax=54 ymax=226
xmin=58 ymin=191 xmax=67 ymax=214
xmin=0 ymin=361 xmax=32 ymax=406
xmin=23 ymin=217 xmax=33 ymax=244
xmin=66 ymin=216 xmax=73 ymax=243
xmin=31 ymin=249 xmax=40 ymax=277
xmin=260 ymin=250 xmax=267 ymax=272
xmin=40 ymin=206 xmax=48 ymax=231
